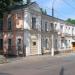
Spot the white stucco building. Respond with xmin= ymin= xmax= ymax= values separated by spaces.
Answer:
xmin=23 ymin=1 xmax=75 ymax=56
xmin=2 ymin=0 xmax=75 ymax=56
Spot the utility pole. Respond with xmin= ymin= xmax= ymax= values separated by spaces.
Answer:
xmin=51 ymin=1 xmax=55 ymax=56
xmin=52 ymin=7 xmax=54 ymax=17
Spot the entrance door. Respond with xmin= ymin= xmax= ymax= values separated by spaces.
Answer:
xmin=31 ymin=39 xmax=38 ymax=55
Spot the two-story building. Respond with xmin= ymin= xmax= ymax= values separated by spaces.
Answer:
xmin=2 ymin=0 xmax=75 ymax=56
xmin=53 ymin=21 xmax=75 ymax=53
xmin=3 ymin=1 xmax=42 ymax=56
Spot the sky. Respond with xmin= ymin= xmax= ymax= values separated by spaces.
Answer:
xmin=31 ymin=0 xmax=75 ymax=20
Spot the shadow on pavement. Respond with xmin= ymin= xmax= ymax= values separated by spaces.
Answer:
xmin=0 ymin=73 xmax=11 ymax=75
xmin=59 ymin=67 xmax=64 ymax=75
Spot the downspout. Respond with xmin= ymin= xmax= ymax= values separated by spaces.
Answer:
xmin=23 ymin=9 xmax=26 ymax=57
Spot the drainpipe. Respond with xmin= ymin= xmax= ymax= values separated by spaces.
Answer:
xmin=23 ymin=10 xmax=26 ymax=57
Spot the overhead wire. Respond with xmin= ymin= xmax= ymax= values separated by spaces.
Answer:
xmin=62 ymin=0 xmax=75 ymax=10
xmin=45 ymin=0 xmax=75 ymax=19
xmin=45 ymin=7 xmax=68 ymax=19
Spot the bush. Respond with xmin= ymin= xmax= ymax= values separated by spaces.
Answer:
xmin=0 ymin=55 xmax=7 ymax=64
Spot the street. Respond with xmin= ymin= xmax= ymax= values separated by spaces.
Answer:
xmin=0 ymin=53 xmax=75 ymax=75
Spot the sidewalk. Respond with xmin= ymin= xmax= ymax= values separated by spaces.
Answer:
xmin=0 ymin=52 xmax=75 ymax=66
xmin=7 ymin=52 xmax=75 ymax=63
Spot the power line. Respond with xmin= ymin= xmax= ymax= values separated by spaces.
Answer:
xmin=45 ymin=7 xmax=68 ymax=19
xmin=41 ymin=0 xmax=75 ymax=19
xmin=52 ymin=0 xmax=56 ymax=8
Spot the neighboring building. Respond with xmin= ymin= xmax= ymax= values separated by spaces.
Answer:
xmin=2 ymin=0 xmax=75 ymax=56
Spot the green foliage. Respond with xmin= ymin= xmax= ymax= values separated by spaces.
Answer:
xmin=66 ymin=18 xmax=75 ymax=24
xmin=40 ymin=8 xmax=47 ymax=15
xmin=0 ymin=0 xmax=23 ymax=18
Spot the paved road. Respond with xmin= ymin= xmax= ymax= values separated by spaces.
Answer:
xmin=0 ymin=53 xmax=75 ymax=75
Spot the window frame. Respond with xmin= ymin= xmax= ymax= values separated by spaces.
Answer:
xmin=45 ymin=22 xmax=47 ymax=31
xmin=32 ymin=17 xmax=36 ymax=29
xmin=8 ymin=16 xmax=12 ymax=31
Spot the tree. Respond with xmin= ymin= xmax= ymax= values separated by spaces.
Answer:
xmin=66 ymin=18 xmax=75 ymax=24
xmin=0 ymin=0 xmax=23 ymax=18
xmin=40 ymin=8 xmax=47 ymax=15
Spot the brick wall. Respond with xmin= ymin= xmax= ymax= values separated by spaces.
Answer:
xmin=3 ymin=10 xmax=24 ymax=56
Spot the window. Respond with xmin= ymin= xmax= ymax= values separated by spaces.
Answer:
xmin=8 ymin=39 xmax=12 ymax=50
xmin=50 ymin=23 xmax=54 ymax=30
xmin=72 ymin=28 xmax=74 ymax=31
xmin=18 ymin=39 xmax=21 ymax=44
xmin=65 ymin=40 xmax=68 ymax=48
xmin=60 ymin=25 xmax=63 ymax=29
xmin=17 ymin=39 xmax=21 ymax=50
xmin=69 ymin=40 xmax=70 ymax=42
xmin=32 ymin=17 xmax=36 ymax=29
xmin=0 ymin=39 xmax=3 ymax=49
xmin=0 ymin=20 xmax=3 ymax=31
xmin=45 ymin=39 xmax=48 ymax=49
xmin=60 ymin=25 xmax=63 ymax=32
xmin=72 ymin=28 xmax=74 ymax=34
xmin=8 ymin=39 xmax=12 ymax=46
xmin=45 ymin=22 xmax=47 ymax=31
xmin=55 ymin=24 xmax=57 ymax=28
xmin=41 ymin=20 xmax=43 ymax=31
xmin=8 ymin=17 xmax=12 ymax=31
xmin=33 ymin=42 xmax=36 ymax=46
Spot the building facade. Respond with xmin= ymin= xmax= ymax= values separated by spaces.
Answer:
xmin=1 ymin=1 xmax=75 ymax=56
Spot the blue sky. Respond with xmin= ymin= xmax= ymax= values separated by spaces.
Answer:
xmin=31 ymin=0 xmax=75 ymax=20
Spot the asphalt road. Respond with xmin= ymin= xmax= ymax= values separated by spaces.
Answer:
xmin=0 ymin=53 xmax=75 ymax=75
